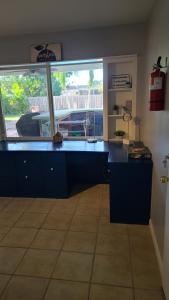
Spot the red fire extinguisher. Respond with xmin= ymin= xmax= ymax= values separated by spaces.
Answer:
xmin=150 ymin=56 xmax=166 ymax=111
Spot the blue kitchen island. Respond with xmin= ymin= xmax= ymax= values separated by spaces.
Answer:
xmin=0 ymin=140 xmax=153 ymax=224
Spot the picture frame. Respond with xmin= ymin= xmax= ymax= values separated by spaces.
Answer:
xmin=30 ymin=43 xmax=62 ymax=63
xmin=112 ymin=74 xmax=132 ymax=89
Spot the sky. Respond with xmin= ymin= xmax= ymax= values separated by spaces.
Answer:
xmin=69 ymin=69 xmax=103 ymax=85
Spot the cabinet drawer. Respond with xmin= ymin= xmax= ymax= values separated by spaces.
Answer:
xmin=16 ymin=175 xmax=42 ymax=197
xmin=41 ymin=152 xmax=66 ymax=171
xmin=15 ymin=152 xmax=42 ymax=175
xmin=43 ymin=175 xmax=68 ymax=198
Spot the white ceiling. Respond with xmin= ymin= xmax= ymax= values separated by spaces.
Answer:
xmin=0 ymin=0 xmax=155 ymax=37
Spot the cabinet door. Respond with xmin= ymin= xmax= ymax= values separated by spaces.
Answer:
xmin=109 ymin=161 xmax=153 ymax=224
xmin=0 ymin=176 xmax=16 ymax=197
xmin=68 ymin=152 xmax=108 ymax=184
xmin=0 ymin=153 xmax=16 ymax=196
xmin=41 ymin=152 xmax=69 ymax=198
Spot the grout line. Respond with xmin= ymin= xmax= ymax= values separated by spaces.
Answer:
xmin=87 ymin=186 xmax=103 ymax=300
xmin=0 ymin=205 xmax=30 ymax=242
xmin=9 ymin=199 xmax=58 ymax=281
xmin=0 ymin=271 xmax=164 ymax=291
xmin=0 ymin=274 xmax=12 ymax=299
xmin=127 ymin=224 xmax=136 ymax=300
xmin=42 ymin=194 xmax=81 ymax=300
xmin=0 ymin=186 xmax=122 ymax=299
xmin=0 ymin=187 xmax=162 ymax=298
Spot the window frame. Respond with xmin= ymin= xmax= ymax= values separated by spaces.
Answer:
xmin=0 ymin=59 xmax=103 ymax=141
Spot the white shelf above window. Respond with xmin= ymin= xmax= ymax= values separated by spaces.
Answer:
xmin=108 ymin=88 xmax=132 ymax=92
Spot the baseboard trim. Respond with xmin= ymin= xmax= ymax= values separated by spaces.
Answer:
xmin=149 ymin=219 xmax=163 ymax=278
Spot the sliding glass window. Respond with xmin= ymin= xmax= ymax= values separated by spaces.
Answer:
xmin=0 ymin=59 xmax=103 ymax=140
xmin=0 ymin=66 xmax=50 ymax=138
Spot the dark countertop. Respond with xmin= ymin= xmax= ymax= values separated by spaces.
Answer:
xmin=0 ymin=140 xmax=152 ymax=164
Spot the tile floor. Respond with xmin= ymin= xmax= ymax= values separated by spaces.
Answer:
xmin=0 ymin=185 xmax=164 ymax=300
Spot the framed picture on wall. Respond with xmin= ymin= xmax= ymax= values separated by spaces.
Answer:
xmin=30 ymin=43 xmax=62 ymax=63
xmin=112 ymin=74 xmax=132 ymax=89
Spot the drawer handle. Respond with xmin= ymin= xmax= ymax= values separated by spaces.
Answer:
xmin=50 ymin=168 xmax=54 ymax=171
xmin=25 ymin=175 xmax=28 ymax=179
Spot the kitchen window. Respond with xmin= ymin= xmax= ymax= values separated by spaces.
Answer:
xmin=0 ymin=59 xmax=103 ymax=140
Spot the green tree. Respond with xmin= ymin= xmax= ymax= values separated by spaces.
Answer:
xmin=0 ymin=73 xmax=62 ymax=115
xmin=51 ymin=74 xmax=62 ymax=96
xmin=52 ymin=72 xmax=73 ymax=92
xmin=0 ymin=76 xmax=29 ymax=114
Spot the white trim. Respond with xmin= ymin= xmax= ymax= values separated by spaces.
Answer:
xmin=0 ymin=58 xmax=103 ymax=71
xmin=103 ymin=61 xmax=108 ymax=141
xmin=149 ymin=219 xmax=163 ymax=278
xmin=103 ymin=54 xmax=137 ymax=141
xmin=46 ymin=64 xmax=55 ymax=136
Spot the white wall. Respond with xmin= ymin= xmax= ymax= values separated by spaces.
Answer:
xmin=0 ymin=24 xmax=145 ymax=65
xmin=142 ymin=0 xmax=169 ymax=258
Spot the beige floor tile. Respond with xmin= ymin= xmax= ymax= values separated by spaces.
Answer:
xmin=130 ymin=228 xmax=161 ymax=290
xmin=89 ymin=284 xmax=133 ymax=300
xmin=101 ymin=191 xmax=109 ymax=205
xmin=76 ymin=204 xmax=100 ymax=217
xmin=100 ymin=207 xmax=109 ymax=217
xmin=92 ymin=254 xmax=132 ymax=287
xmin=12 ymin=197 xmax=34 ymax=202
xmin=3 ymin=200 xmax=32 ymax=213
xmin=134 ymin=289 xmax=164 ymax=300
xmin=70 ymin=215 xmax=99 ymax=233
xmin=0 ymin=199 xmax=11 ymax=211
xmin=1 ymin=276 xmax=48 ymax=300
xmin=55 ymin=197 xmax=78 ymax=205
xmin=16 ymin=249 xmax=58 ymax=278
xmin=130 ymin=234 xmax=155 ymax=257
xmin=0 ymin=275 xmax=11 ymax=296
xmin=96 ymin=233 xmax=130 ymax=256
xmin=63 ymin=231 xmax=96 ymax=253
xmin=31 ymin=229 xmax=66 ymax=250
xmin=128 ymin=225 xmax=151 ymax=238
xmin=27 ymin=199 xmax=55 ymax=213
xmin=51 ymin=198 xmax=78 ymax=210
xmin=51 ymin=204 xmax=76 ymax=215
xmin=52 ymin=251 xmax=93 ymax=282
xmin=99 ymin=217 xmax=128 ymax=235
xmin=15 ymin=213 xmax=47 ymax=228
xmin=45 ymin=280 xmax=89 ymax=300
xmin=79 ymin=189 xmax=101 ymax=205
xmin=0 ymin=227 xmax=10 ymax=241
xmin=132 ymin=253 xmax=162 ymax=289
xmin=0 ymin=212 xmax=22 ymax=227
xmin=78 ymin=198 xmax=101 ymax=207
xmin=0 ymin=247 xmax=26 ymax=274
xmin=43 ymin=213 xmax=72 ymax=230
xmin=102 ymin=190 xmax=109 ymax=199
xmin=0 ymin=228 xmax=37 ymax=248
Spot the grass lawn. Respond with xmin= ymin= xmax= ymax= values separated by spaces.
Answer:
xmin=5 ymin=115 xmax=20 ymax=121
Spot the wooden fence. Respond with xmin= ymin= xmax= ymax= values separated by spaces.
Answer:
xmin=28 ymin=95 xmax=103 ymax=111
